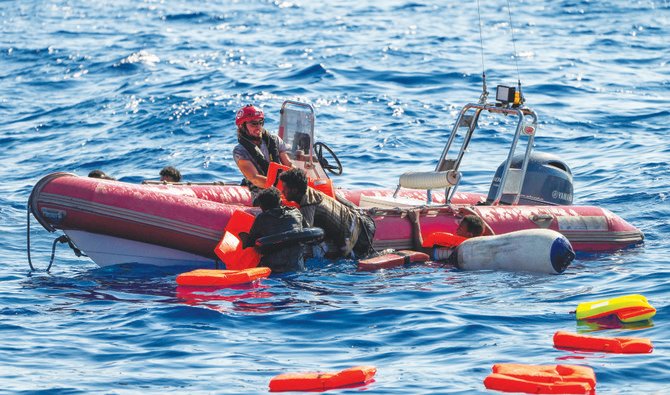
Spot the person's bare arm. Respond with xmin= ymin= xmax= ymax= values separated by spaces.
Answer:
xmin=279 ymin=151 xmax=293 ymax=167
xmin=238 ymin=159 xmax=267 ymax=188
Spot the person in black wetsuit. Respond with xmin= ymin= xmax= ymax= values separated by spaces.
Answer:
xmin=244 ymin=187 xmax=305 ymax=272
xmin=232 ymin=104 xmax=293 ymax=200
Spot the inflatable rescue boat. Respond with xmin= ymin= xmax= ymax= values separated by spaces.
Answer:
xmin=28 ymin=99 xmax=643 ymax=269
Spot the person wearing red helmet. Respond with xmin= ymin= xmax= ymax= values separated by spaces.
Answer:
xmin=232 ymin=104 xmax=292 ymax=198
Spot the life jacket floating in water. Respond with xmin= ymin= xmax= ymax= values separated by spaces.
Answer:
xmin=553 ymin=330 xmax=653 ymax=354
xmin=176 ymin=267 xmax=271 ymax=287
xmin=483 ymin=363 xmax=596 ymax=394
xmin=357 ymin=250 xmax=430 ymax=271
xmin=575 ymin=294 xmax=656 ymax=323
xmin=269 ymin=365 xmax=376 ymax=392
xmin=214 ymin=210 xmax=261 ymax=270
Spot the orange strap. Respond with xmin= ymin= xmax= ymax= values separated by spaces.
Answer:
xmin=553 ymin=331 xmax=653 ymax=354
xmin=176 ymin=268 xmax=271 ymax=287
xmin=269 ymin=366 xmax=376 ymax=392
xmin=484 ymin=363 xmax=595 ymax=394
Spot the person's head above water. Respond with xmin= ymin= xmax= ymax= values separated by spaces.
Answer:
xmin=235 ymin=104 xmax=265 ymax=141
xmin=159 ymin=166 xmax=181 ymax=182
xmin=254 ymin=187 xmax=282 ymax=212
xmin=278 ymin=168 xmax=309 ymax=203
xmin=456 ymin=215 xmax=485 ymax=238
xmin=88 ymin=170 xmax=115 ymax=180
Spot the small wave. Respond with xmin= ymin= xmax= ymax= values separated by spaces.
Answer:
xmin=276 ymin=63 xmax=331 ymax=83
xmin=116 ymin=50 xmax=160 ymax=67
xmin=162 ymin=11 xmax=210 ymax=22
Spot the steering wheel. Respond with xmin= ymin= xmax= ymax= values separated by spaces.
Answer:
xmin=313 ymin=142 xmax=343 ymax=175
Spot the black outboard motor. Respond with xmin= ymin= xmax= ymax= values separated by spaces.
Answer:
xmin=486 ymin=152 xmax=573 ymax=205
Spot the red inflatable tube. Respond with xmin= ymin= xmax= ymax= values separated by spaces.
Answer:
xmin=269 ymin=366 xmax=376 ymax=392
xmin=553 ymin=330 xmax=653 ymax=354
xmin=484 ymin=363 xmax=595 ymax=394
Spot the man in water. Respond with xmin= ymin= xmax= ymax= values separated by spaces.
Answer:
xmin=279 ymin=168 xmax=375 ymax=258
xmin=244 ymin=187 xmax=305 ymax=272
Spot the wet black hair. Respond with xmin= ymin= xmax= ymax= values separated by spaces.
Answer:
xmin=278 ymin=168 xmax=308 ymax=196
xmin=88 ymin=170 xmax=115 ymax=180
xmin=255 ymin=187 xmax=282 ymax=211
xmin=160 ymin=166 xmax=182 ymax=182
xmin=461 ymin=215 xmax=485 ymax=237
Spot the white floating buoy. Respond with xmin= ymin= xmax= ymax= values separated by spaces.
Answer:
xmin=455 ymin=229 xmax=575 ymax=274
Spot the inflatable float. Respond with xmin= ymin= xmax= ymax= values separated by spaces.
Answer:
xmin=27 ymin=99 xmax=644 ymax=269
xmin=450 ymin=229 xmax=575 ymax=274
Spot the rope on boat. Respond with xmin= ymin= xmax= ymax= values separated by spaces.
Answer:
xmin=27 ymin=204 xmax=86 ymax=272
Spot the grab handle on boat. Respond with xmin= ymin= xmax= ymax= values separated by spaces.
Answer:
xmin=397 ymin=170 xmax=461 ymax=190
xmin=393 ymin=170 xmax=461 ymax=204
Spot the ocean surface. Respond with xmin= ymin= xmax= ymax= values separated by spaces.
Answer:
xmin=2 ymin=0 xmax=669 ymax=393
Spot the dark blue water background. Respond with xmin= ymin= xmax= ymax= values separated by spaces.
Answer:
xmin=2 ymin=1 xmax=669 ymax=393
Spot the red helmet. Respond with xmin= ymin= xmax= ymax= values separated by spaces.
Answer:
xmin=235 ymin=104 xmax=264 ymax=127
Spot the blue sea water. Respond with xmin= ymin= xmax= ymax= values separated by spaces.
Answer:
xmin=1 ymin=0 xmax=669 ymax=393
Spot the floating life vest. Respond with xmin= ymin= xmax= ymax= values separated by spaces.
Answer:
xmin=269 ymin=366 xmax=376 ymax=392
xmin=575 ymin=294 xmax=656 ymax=323
xmin=176 ymin=267 xmax=271 ymax=287
xmin=357 ymin=250 xmax=430 ymax=271
xmin=215 ymin=210 xmax=261 ymax=270
xmin=553 ymin=331 xmax=653 ymax=354
xmin=484 ymin=363 xmax=596 ymax=394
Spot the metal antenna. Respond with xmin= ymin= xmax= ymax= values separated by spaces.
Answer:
xmin=506 ymin=0 xmax=524 ymax=105
xmin=476 ymin=0 xmax=488 ymax=104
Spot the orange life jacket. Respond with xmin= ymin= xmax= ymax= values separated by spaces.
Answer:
xmin=176 ymin=267 xmax=271 ymax=287
xmin=269 ymin=366 xmax=376 ymax=392
xmin=484 ymin=363 xmax=596 ymax=394
xmin=422 ymin=231 xmax=466 ymax=248
xmin=553 ymin=331 xmax=653 ymax=354
xmin=265 ymin=162 xmax=335 ymax=199
xmin=214 ymin=210 xmax=261 ymax=270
